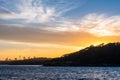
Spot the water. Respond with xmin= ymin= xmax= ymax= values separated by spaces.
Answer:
xmin=0 ymin=65 xmax=120 ymax=80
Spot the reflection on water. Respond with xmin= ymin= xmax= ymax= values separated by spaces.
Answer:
xmin=0 ymin=65 xmax=120 ymax=80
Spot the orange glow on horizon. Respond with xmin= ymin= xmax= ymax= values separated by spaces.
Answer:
xmin=0 ymin=35 xmax=120 ymax=60
xmin=0 ymin=48 xmax=78 ymax=60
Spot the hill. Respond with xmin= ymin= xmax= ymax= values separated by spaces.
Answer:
xmin=43 ymin=42 xmax=120 ymax=66
xmin=1 ymin=42 xmax=120 ymax=66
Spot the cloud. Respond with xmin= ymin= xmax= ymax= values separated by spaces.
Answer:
xmin=43 ymin=21 xmax=80 ymax=32
xmin=16 ymin=0 xmax=56 ymax=23
xmin=0 ymin=24 xmax=96 ymax=47
xmin=44 ymin=13 xmax=120 ymax=36
xmin=79 ymin=13 xmax=120 ymax=36
xmin=0 ymin=0 xmax=56 ymax=23
xmin=0 ymin=7 xmax=11 ymax=14
xmin=0 ymin=0 xmax=80 ymax=23
xmin=0 ymin=23 xmax=120 ymax=49
xmin=0 ymin=6 xmax=14 ymax=19
xmin=0 ymin=40 xmax=81 ymax=50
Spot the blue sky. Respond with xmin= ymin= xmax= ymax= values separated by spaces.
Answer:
xmin=66 ymin=0 xmax=120 ymax=18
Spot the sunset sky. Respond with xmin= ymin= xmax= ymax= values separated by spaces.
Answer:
xmin=0 ymin=0 xmax=120 ymax=60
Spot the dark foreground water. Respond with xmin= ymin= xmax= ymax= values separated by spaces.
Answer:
xmin=0 ymin=65 xmax=120 ymax=80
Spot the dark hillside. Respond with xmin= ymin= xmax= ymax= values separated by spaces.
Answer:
xmin=1 ymin=42 xmax=120 ymax=66
xmin=44 ymin=42 xmax=120 ymax=66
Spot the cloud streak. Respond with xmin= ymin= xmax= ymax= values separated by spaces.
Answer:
xmin=44 ymin=13 xmax=120 ymax=36
xmin=79 ymin=13 xmax=120 ymax=36
xmin=0 ymin=40 xmax=81 ymax=50
xmin=0 ymin=24 xmax=98 ymax=47
xmin=0 ymin=0 xmax=80 ymax=24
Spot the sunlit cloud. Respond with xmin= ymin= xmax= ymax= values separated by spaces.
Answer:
xmin=79 ymin=13 xmax=120 ymax=36
xmin=0 ymin=40 xmax=81 ymax=50
xmin=44 ymin=13 xmax=120 ymax=37
xmin=0 ymin=25 xmax=90 ymax=47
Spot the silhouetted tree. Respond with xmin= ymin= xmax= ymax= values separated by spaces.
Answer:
xmin=23 ymin=57 xmax=26 ymax=60
xmin=14 ymin=58 xmax=17 ymax=61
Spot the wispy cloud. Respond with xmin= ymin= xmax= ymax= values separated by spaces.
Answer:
xmin=0 ymin=7 xmax=11 ymax=14
xmin=44 ymin=13 xmax=120 ymax=36
xmin=0 ymin=0 xmax=80 ymax=24
xmin=79 ymin=13 xmax=120 ymax=36
xmin=0 ymin=0 xmax=55 ymax=23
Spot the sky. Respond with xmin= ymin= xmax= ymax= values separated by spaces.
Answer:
xmin=0 ymin=0 xmax=120 ymax=60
